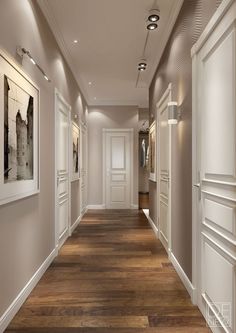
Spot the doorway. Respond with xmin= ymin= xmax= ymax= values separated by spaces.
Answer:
xmin=157 ymin=84 xmax=172 ymax=254
xmin=192 ymin=1 xmax=236 ymax=330
xmin=103 ymin=129 xmax=133 ymax=209
xmin=54 ymin=89 xmax=71 ymax=250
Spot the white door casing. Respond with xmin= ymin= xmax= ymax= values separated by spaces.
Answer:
xmin=192 ymin=0 xmax=236 ymax=331
xmin=55 ymin=89 xmax=71 ymax=249
xmin=103 ymin=129 xmax=133 ymax=209
xmin=157 ymin=84 xmax=172 ymax=254
xmin=80 ymin=123 xmax=87 ymax=214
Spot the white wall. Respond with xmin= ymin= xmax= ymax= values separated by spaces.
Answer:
xmin=88 ymin=106 xmax=139 ymax=207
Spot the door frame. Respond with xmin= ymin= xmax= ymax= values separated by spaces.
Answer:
xmin=191 ymin=0 xmax=235 ymax=307
xmin=54 ymin=88 xmax=72 ymax=251
xmin=80 ymin=122 xmax=88 ymax=215
xmin=102 ymin=128 xmax=134 ymax=209
xmin=156 ymin=83 xmax=173 ymax=256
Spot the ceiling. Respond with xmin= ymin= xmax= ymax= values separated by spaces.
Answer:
xmin=37 ymin=0 xmax=183 ymax=107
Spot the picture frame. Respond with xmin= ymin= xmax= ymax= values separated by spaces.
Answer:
xmin=149 ymin=121 xmax=156 ymax=182
xmin=71 ymin=122 xmax=80 ymax=181
xmin=0 ymin=50 xmax=39 ymax=205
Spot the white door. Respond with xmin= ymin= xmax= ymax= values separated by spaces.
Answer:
xmin=192 ymin=1 xmax=236 ymax=331
xmin=80 ymin=124 xmax=87 ymax=214
xmin=104 ymin=129 xmax=133 ymax=209
xmin=157 ymin=85 xmax=172 ymax=253
xmin=55 ymin=90 xmax=71 ymax=248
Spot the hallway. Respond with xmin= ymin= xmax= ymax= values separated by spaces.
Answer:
xmin=6 ymin=210 xmax=209 ymax=332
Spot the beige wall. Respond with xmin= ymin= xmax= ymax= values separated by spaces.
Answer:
xmin=88 ymin=106 xmax=139 ymax=206
xmin=149 ymin=0 xmax=222 ymax=280
xmin=0 ymin=0 xmax=86 ymax=318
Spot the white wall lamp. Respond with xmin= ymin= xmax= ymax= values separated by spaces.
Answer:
xmin=16 ymin=46 xmax=51 ymax=82
xmin=168 ymin=102 xmax=180 ymax=125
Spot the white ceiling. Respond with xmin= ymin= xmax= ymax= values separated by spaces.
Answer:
xmin=38 ymin=0 xmax=183 ymax=107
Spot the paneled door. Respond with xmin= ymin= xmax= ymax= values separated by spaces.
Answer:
xmin=103 ymin=129 xmax=133 ymax=209
xmin=55 ymin=90 xmax=71 ymax=248
xmin=192 ymin=1 xmax=236 ymax=331
xmin=80 ymin=124 xmax=87 ymax=214
xmin=157 ymin=85 xmax=172 ymax=253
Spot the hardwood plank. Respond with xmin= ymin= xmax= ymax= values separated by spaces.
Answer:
xmin=5 ymin=210 xmax=208 ymax=332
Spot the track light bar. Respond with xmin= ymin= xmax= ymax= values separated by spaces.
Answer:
xmin=17 ymin=46 xmax=51 ymax=82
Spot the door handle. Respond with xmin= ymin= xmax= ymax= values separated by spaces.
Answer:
xmin=193 ymin=183 xmax=201 ymax=199
xmin=193 ymin=183 xmax=200 ymax=188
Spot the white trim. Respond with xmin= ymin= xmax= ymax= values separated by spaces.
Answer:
xmin=0 ymin=249 xmax=56 ymax=333
xmin=170 ymin=252 xmax=196 ymax=303
xmin=143 ymin=209 xmax=159 ymax=239
xmin=131 ymin=204 xmax=139 ymax=209
xmin=191 ymin=0 xmax=235 ymax=57
xmin=54 ymin=89 xmax=71 ymax=249
xmin=70 ymin=215 xmax=81 ymax=235
xmin=87 ymin=204 xmax=105 ymax=210
xmin=156 ymin=84 xmax=173 ymax=255
xmin=102 ymin=128 xmax=134 ymax=209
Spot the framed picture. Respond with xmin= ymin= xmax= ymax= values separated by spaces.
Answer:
xmin=0 ymin=50 xmax=39 ymax=205
xmin=71 ymin=122 xmax=80 ymax=181
xmin=149 ymin=121 xmax=156 ymax=182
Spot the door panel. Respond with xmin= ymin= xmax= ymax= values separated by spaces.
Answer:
xmin=193 ymin=4 xmax=236 ymax=331
xmin=157 ymin=87 xmax=172 ymax=252
xmin=104 ymin=130 xmax=132 ymax=209
xmin=81 ymin=125 xmax=87 ymax=214
xmin=55 ymin=92 xmax=70 ymax=245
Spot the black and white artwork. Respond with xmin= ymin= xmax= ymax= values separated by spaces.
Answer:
xmin=0 ymin=50 xmax=39 ymax=205
xmin=72 ymin=122 xmax=80 ymax=181
xmin=4 ymin=75 xmax=34 ymax=183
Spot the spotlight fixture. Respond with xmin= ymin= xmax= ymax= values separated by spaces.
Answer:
xmin=147 ymin=23 xmax=158 ymax=30
xmin=148 ymin=9 xmax=160 ymax=23
xmin=73 ymin=39 xmax=78 ymax=44
xmin=16 ymin=46 xmax=51 ymax=82
xmin=138 ymin=60 xmax=147 ymax=71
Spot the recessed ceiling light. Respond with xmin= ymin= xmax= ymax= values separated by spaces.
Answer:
xmin=147 ymin=23 xmax=158 ymax=30
xmin=138 ymin=67 xmax=146 ymax=71
xmin=89 ymin=82 xmax=92 ymax=85
xmin=73 ymin=39 xmax=78 ymax=44
xmin=94 ymin=97 xmax=97 ymax=100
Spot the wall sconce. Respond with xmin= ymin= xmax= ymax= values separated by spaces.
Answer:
xmin=168 ymin=102 xmax=179 ymax=125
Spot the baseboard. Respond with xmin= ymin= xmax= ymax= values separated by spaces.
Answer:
xmin=70 ymin=215 xmax=81 ymax=235
xmin=0 ymin=248 xmax=56 ymax=333
xmin=131 ymin=204 xmax=139 ymax=209
xmin=142 ymin=209 xmax=159 ymax=238
xmin=170 ymin=252 xmax=195 ymax=302
xmin=87 ymin=204 xmax=105 ymax=209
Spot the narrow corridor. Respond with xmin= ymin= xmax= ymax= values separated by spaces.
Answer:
xmin=6 ymin=210 xmax=210 ymax=332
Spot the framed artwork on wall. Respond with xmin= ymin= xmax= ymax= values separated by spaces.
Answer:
xmin=71 ymin=122 xmax=80 ymax=181
xmin=149 ymin=121 xmax=156 ymax=182
xmin=0 ymin=50 xmax=39 ymax=205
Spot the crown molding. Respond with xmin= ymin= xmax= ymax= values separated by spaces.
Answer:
xmin=146 ymin=0 xmax=184 ymax=87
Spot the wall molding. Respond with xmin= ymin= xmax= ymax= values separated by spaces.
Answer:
xmin=87 ymin=204 xmax=105 ymax=210
xmin=143 ymin=209 xmax=159 ymax=238
xmin=70 ymin=215 xmax=81 ymax=235
xmin=170 ymin=252 xmax=196 ymax=303
xmin=0 ymin=249 xmax=56 ymax=333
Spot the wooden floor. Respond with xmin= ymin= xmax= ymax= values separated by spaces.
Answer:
xmin=6 ymin=210 xmax=210 ymax=333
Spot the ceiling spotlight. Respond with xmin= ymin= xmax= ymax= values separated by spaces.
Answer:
xmin=147 ymin=23 xmax=158 ymax=30
xmin=138 ymin=62 xmax=147 ymax=68
xmin=148 ymin=9 xmax=160 ymax=23
xmin=88 ymin=82 xmax=92 ymax=85
xmin=73 ymin=39 xmax=78 ymax=44
xmin=138 ymin=67 xmax=146 ymax=71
